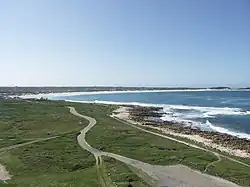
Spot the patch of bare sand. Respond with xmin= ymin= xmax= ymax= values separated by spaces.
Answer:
xmin=0 ymin=164 xmax=11 ymax=181
xmin=112 ymin=106 xmax=250 ymax=158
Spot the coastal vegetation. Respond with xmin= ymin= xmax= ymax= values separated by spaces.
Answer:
xmin=0 ymin=99 xmax=249 ymax=186
xmin=0 ymin=133 xmax=99 ymax=187
xmin=0 ymin=99 xmax=86 ymax=139
xmin=0 ymin=99 xmax=145 ymax=186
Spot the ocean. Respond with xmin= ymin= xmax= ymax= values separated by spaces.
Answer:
xmin=38 ymin=90 xmax=250 ymax=139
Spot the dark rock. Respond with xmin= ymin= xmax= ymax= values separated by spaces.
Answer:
xmin=128 ymin=105 xmax=250 ymax=154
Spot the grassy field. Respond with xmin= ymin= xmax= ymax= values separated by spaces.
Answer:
xmin=102 ymin=157 xmax=149 ymax=187
xmin=140 ymin=124 xmax=250 ymax=167
xmin=0 ymin=133 xmax=99 ymax=187
xmin=207 ymin=158 xmax=250 ymax=186
xmin=0 ymin=139 xmax=29 ymax=149
xmin=72 ymin=103 xmax=250 ymax=186
xmin=0 ymin=99 xmax=149 ymax=187
xmin=1 ymin=99 xmax=250 ymax=186
xmin=0 ymin=99 xmax=86 ymax=139
xmin=0 ymin=99 xmax=98 ymax=186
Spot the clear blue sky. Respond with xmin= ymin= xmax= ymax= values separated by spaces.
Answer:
xmin=0 ymin=0 xmax=249 ymax=87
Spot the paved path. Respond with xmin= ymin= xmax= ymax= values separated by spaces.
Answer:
xmin=68 ymin=107 xmax=242 ymax=187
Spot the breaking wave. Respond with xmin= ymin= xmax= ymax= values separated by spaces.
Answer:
xmin=204 ymin=120 xmax=250 ymax=139
xmin=64 ymin=99 xmax=250 ymax=139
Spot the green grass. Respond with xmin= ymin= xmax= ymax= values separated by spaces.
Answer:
xmin=0 ymin=133 xmax=99 ymax=187
xmin=136 ymin=123 xmax=250 ymax=167
xmin=0 ymin=139 xmax=29 ymax=149
xmin=1 ymin=99 xmax=250 ymax=186
xmin=207 ymin=158 xmax=250 ymax=186
xmin=145 ymin=125 xmax=250 ymax=161
xmin=102 ymin=157 xmax=149 ymax=187
xmin=0 ymin=99 xmax=99 ymax=186
xmin=0 ymin=100 xmax=88 ymax=139
xmin=0 ymin=100 xmax=148 ymax=187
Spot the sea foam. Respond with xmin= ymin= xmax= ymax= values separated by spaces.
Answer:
xmin=65 ymin=100 xmax=250 ymax=140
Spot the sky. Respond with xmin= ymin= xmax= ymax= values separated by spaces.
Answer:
xmin=0 ymin=0 xmax=249 ymax=87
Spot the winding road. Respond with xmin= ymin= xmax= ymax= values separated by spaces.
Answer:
xmin=68 ymin=106 xmax=242 ymax=187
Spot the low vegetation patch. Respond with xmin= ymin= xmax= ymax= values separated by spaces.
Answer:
xmin=0 ymin=100 xmax=87 ymax=139
xmin=0 ymin=133 xmax=98 ymax=187
xmin=103 ymin=157 xmax=149 ymax=187
xmin=1 ymin=100 xmax=250 ymax=186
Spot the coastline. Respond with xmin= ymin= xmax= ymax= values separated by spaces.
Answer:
xmin=112 ymin=106 xmax=250 ymax=158
xmin=64 ymin=100 xmax=250 ymax=140
xmin=11 ymin=90 xmax=250 ymax=152
xmin=11 ymin=88 xmax=250 ymax=99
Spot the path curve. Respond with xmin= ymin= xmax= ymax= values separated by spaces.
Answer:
xmin=204 ymin=157 xmax=222 ymax=173
xmin=68 ymin=106 xmax=242 ymax=187
xmin=67 ymin=107 xmax=113 ymax=187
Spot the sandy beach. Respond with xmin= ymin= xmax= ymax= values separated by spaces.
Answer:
xmin=13 ymin=88 xmax=245 ymax=100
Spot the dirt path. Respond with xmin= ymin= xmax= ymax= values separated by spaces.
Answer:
xmin=112 ymin=116 xmax=250 ymax=169
xmin=68 ymin=107 xmax=114 ymax=187
xmin=204 ymin=157 xmax=222 ymax=173
xmin=0 ymin=136 xmax=58 ymax=153
xmin=0 ymin=136 xmax=58 ymax=182
xmin=68 ymin=107 xmax=242 ymax=187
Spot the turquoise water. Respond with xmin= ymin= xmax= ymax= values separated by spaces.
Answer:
xmin=51 ymin=91 xmax=250 ymax=139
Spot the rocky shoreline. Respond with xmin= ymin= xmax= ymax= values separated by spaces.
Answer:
xmin=121 ymin=105 xmax=250 ymax=157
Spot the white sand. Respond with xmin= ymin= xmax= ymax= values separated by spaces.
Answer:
xmin=113 ymin=107 xmax=250 ymax=158
xmin=13 ymin=88 xmax=229 ymax=100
